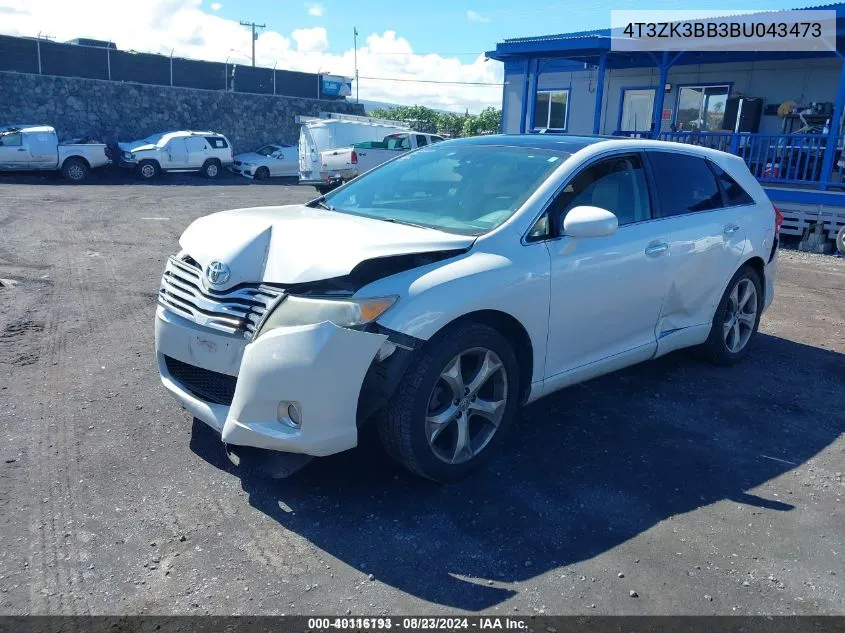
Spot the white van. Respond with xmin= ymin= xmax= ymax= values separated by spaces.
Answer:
xmin=297 ymin=114 xmax=408 ymax=192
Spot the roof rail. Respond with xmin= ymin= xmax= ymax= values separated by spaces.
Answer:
xmin=320 ymin=112 xmax=411 ymax=128
xmin=293 ymin=112 xmax=410 ymax=128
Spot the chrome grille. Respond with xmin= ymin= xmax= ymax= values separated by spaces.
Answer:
xmin=158 ymin=255 xmax=283 ymax=338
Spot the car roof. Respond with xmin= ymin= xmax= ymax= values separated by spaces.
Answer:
xmin=1 ymin=124 xmax=55 ymax=134
xmin=443 ymin=133 xmax=734 ymax=162
xmin=446 ymin=134 xmax=611 ymax=154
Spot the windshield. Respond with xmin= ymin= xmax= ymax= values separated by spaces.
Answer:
xmin=140 ymin=133 xmax=166 ymax=146
xmin=323 ymin=142 xmax=566 ymax=235
xmin=256 ymin=145 xmax=278 ymax=156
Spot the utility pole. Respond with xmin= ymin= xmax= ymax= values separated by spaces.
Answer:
xmin=239 ymin=20 xmax=265 ymax=66
xmin=353 ymin=27 xmax=359 ymax=103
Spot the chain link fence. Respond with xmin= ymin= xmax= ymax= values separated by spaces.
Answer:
xmin=0 ymin=34 xmax=339 ymax=100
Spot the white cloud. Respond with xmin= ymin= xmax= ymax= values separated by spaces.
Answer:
xmin=306 ymin=3 xmax=324 ymax=17
xmin=209 ymin=2 xmax=222 ymax=10
xmin=0 ymin=0 xmax=502 ymax=113
xmin=291 ymin=26 xmax=328 ymax=53
xmin=466 ymin=10 xmax=490 ymax=23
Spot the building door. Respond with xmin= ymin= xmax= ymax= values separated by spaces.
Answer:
xmin=620 ymin=89 xmax=655 ymax=132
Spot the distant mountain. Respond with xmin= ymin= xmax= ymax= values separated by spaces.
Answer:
xmin=356 ymin=99 xmax=455 ymax=115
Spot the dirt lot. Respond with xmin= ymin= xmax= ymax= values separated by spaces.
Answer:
xmin=0 ymin=173 xmax=843 ymax=616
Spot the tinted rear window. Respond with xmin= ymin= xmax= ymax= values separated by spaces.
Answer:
xmin=648 ymin=152 xmax=723 ymax=217
xmin=710 ymin=162 xmax=754 ymax=206
xmin=206 ymin=137 xmax=228 ymax=148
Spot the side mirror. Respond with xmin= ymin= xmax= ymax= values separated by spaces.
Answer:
xmin=563 ymin=205 xmax=618 ymax=238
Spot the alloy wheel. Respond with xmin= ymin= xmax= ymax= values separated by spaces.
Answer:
xmin=68 ymin=164 xmax=84 ymax=180
xmin=425 ymin=347 xmax=508 ymax=464
xmin=723 ymin=277 xmax=757 ymax=353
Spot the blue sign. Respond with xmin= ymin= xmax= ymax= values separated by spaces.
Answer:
xmin=321 ymin=75 xmax=352 ymax=97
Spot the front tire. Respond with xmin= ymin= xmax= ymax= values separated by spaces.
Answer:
xmin=61 ymin=157 xmax=88 ymax=182
xmin=137 ymin=160 xmax=160 ymax=180
xmin=699 ymin=265 xmax=763 ymax=366
xmin=254 ymin=166 xmax=270 ymax=180
xmin=379 ymin=322 xmax=520 ymax=483
xmin=201 ymin=159 xmax=221 ymax=179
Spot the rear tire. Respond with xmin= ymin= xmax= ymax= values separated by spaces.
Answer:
xmin=836 ymin=225 xmax=845 ymax=255
xmin=316 ymin=184 xmax=335 ymax=195
xmin=61 ymin=157 xmax=88 ymax=182
xmin=378 ymin=322 xmax=520 ymax=483
xmin=201 ymin=159 xmax=221 ymax=179
xmin=698 ymin=265 xmax=763 ymax=366
xmin=137 ymin=160 xmax=160 ymax=180
xmin=254 ymin=167 xmax=270 ymax=180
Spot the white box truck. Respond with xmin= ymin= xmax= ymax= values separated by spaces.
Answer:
xmin=297 ymin=113 xmax=408 ymax=193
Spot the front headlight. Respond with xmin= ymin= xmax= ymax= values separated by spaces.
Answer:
xmin=256 ymin=295 xmax=397 ymax=338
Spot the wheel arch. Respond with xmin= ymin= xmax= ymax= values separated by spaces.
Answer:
xmin=739 ymin=255 xmax=766 ymax=304
xmin=61 ymin=155 xmax=90 ymax=168
xmin=430 ymin=309 xmax=534 ymax=404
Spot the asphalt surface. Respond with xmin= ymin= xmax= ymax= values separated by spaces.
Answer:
xmin=0 ymin=171 xmax=843 ymax=616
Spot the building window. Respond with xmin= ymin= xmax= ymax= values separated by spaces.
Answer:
xmin=534 ymin=89 xmax=569 ymax=131
xmin=675 ymin=85 xmax=730 ymax=132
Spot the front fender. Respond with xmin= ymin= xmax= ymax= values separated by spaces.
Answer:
xmin=362 ymin=245 xmax=551 ymax=388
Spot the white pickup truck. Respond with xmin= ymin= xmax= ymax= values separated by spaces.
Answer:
xmin=317 ymin=131 xmax=444 ymax=191
xmin=0 ymin=125 xmax=110 ymax=182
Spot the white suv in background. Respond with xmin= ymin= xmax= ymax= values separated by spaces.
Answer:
xmin=118 ymin=131 xmax=233 ymax=179
xmin=154 ymin=135 xmax=779 ymax=482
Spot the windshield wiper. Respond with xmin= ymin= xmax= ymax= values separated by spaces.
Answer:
xmin=381 ymin=217 xmax=435 ymax=230
xmin=309 ymin=197 xmax=335 ymax=211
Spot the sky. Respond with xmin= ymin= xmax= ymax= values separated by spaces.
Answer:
xmin=0 ymin=0 xmax=806 ymax=113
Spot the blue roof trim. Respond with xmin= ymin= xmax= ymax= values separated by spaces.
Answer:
xmin=488 ymin=3 xmax=845 ymax=60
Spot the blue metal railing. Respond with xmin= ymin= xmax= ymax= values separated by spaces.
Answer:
xmin=657 ymin=131 xmax=844 ymax=187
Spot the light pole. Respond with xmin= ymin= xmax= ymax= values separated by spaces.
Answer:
xmin=224 ymin=54 xmax=231 ymax=90
xmin=272 ymin=61 xmax=277 ymax=96
xmin=353 ymin=27 xmax=359 ymax=103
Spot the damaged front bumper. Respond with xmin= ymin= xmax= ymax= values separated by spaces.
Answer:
xmin=155 ymin=306 xmax=391 ymax=457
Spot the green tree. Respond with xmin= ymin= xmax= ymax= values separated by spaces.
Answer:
xmin=462 ymin=107 xmax=501 ymax=137
xmin=367 ymin=104 xmax=501 ymax=138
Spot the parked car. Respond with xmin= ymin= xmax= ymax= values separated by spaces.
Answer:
xmin=118 ymin=131 xmax=233 ymax=179
xmin=154 ymin=135 xmax=780 ymax=482
xmin=318 ymin=131 xmax=445 ymax=191
xmin=298 ymin=115 xmax=409 ymax=192
xmin=230 ymin=143 xmax=298 ymax=179
xmin=0 ymin=125 xmax=110 ymax=182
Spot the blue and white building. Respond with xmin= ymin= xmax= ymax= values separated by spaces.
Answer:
xmin=487 ymin=4 xmax=845 ymax=240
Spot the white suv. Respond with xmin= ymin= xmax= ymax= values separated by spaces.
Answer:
xmin=154 ymin=135 xmax=779 ymax=482
xmin=118 ymin=131 xmax=233 ymax=179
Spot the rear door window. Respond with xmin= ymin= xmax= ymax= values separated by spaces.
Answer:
xmin=709 ymin=162 xmax=754 ymax=206
xmin=385 ymin=134 xmax=410 ymax=150
xmin=647 ymin=152 xmax=723 ymax=217
xmin=185 ymin=137 xmax=208 ymax=152
xmin=415 ymin=134 xmax=428 ymax=147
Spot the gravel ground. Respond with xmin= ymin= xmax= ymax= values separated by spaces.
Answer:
xmin=0 ymin=174 xmax=843 ymax=616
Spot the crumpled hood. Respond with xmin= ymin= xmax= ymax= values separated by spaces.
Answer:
xmin=233 ymin=152 xmax=265 ymax=164
xmin=178 ymin=204 xmax=475 ymax=288
xmin=118 ymin=141 xmax=157 ymax=152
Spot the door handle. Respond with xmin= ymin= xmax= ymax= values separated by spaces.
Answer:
xmin=724 ymin=224 xmax=741 ymax=235
xmin=17 ymin=148 xmax=27 ymax=152
xmin=645 ymin=242 xmax=669 ymax=256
